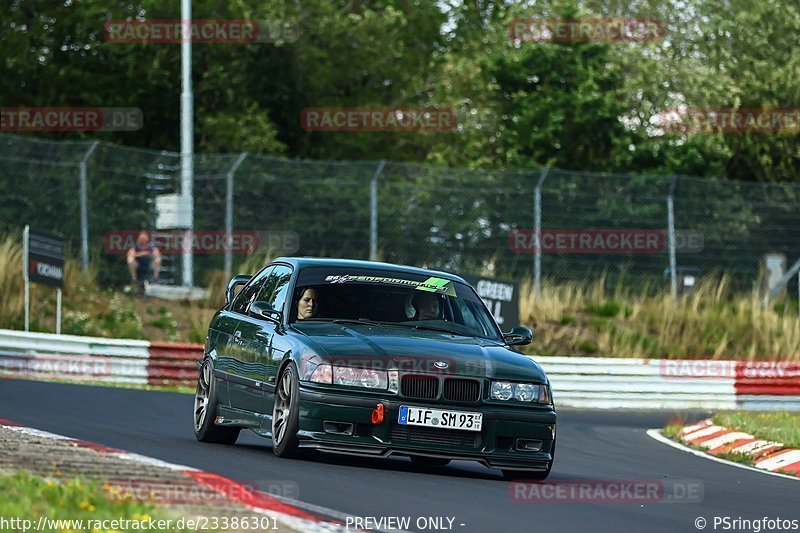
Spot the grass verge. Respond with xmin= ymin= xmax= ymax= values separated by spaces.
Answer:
xmin=0 ymin=470 xmax=205 ymax=531
xmin=662 ymin=412 xmax=800 ymax=471
xmin=713 ymin=411 xmax=800 ymax=449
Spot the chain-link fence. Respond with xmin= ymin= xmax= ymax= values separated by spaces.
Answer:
xmin=2 ymin=132 xmax=799 ymax=296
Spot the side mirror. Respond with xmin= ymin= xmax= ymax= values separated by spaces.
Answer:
xmin=503 ymin=326 xmax=533 ymax=346
xmin=226 ymin=275 xmax=252 ymax=306
xmin=250 ymin=300 xmax=282 ymax=321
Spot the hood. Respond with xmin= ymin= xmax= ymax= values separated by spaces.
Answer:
xmin=291 ymin=322 xmax=547 ymax=382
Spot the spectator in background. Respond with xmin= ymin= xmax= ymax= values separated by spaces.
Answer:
xmin=127 ymin=230 xmax=161 ymax=295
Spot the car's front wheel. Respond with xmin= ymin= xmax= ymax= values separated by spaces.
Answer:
xmin=272 ymin=363 xmax=302 ymax=458
xmin=194 ymin=358 xmax=240 ymax=444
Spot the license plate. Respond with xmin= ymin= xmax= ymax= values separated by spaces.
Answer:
xmin=398 ymin=405 xmax=483 ymax=432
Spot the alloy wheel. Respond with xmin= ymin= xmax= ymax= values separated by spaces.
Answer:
xmin=273 ymin=369 xmax=293 ymax=445
xmin=194 ymin=361 xmax=211 ymax=432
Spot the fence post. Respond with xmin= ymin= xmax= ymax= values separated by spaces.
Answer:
xmin=534 ymin=167 xmax=550 ymax=298
xmin=224 ymin=153 xmax=247 ymax=281
xmin=23 ymin=225 xmax=29 ymax=332
xmin=369 ymin=160 xmax=386 ymax=261
xmin=764 ymin=257 xmax=800 ymax=306
xmin=667 ymin=176 xmax=678 ymax=301
xmin=79 ymin=141 xmax=99 ymax=272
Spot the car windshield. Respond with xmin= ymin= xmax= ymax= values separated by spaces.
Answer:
xmin=289 ymin=267 xmax=503 ymax=341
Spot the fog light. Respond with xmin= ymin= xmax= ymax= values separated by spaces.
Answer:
xmin=323 ymin=421 xmax=354 ymax=435
xmin=515 ymin=439 xmax=543 ymax=452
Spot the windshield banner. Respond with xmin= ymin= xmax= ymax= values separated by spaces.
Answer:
xmin=324 ymin=274 xmax=457 ymax=296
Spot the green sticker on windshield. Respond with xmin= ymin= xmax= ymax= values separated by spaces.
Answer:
xmin=324 ymin=274 xmax=457 ymax=296
xmin=417 ymin=277 xmax=457 ymax=296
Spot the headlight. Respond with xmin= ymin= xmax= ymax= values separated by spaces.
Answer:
xmin=491 ymin=380 xmax=552 ymax=404
xmin=308 ymin=363 xmax=332 ymax=384
xmin=307 ymin=363 xmax=389 ymax=390
xmin=336 ymin=366 xmax=357 ymax=386
xmin=491 ymin=381 xmax=514 ymax=400
xmin=513 ymin=383 xmax=538 ymax=402
xmin=332 ymin=366 xmax=388 ymax=389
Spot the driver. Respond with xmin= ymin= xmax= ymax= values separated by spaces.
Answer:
xmin=296 ymin=287 xmax=319 ymax=320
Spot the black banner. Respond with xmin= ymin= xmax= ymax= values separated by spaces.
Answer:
xmin=27 ymin=230 xmax=65 ymax=288
xmin=463 ymin=275 xmax=520 ymax=329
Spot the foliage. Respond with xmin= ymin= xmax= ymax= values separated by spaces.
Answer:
xmin=1 ymin=0 xmax=798 ymax=180
xmin=522 ymin=274 xmax=800 ymax=360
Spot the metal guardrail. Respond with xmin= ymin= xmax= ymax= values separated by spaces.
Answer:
xmin=147 ymin=342 xmax=203 ymax=387
xmin=0 ymin=330 xmax=797 ymax=409
xmin=536 ymin=356 xmax=800 ymax=410
xmin=0 ymin=329 xmax=199 ymax=387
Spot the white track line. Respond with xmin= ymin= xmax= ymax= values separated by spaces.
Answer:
xmin=646 ymin=429 xmax=799 ymax=482
xmin=0 ymin=422 xmax=370 ymax=532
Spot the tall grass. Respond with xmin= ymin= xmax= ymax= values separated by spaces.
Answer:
xmin=0 ymin=235 xmax=25 ymax=326
xmin=0 ymin=235 xmax=140 ymax=337
xmin=3 ymin=233 xmax=799 ymax=359
xmin=524 ymin=274 xmax=800 ymax=360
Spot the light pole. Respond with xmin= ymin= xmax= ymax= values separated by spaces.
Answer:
xmin=180 ymin=0 xmax=194 ymax=287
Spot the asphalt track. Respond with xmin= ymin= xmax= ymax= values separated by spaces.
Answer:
xmin=1 ymin=378 xmax=798 ymax=533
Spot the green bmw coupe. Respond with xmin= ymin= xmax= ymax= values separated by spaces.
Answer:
xmin=194 ymin=258 xmax=556 ymax=480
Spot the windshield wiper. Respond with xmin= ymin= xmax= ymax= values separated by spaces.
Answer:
xmin=299 ymin=318 xmax=478 ymax=338
xmin=299 ymin=318 xmax=382 ymax=327
xmin=408 ymin=324 xmax=472 ymax=337
xmin=333 ymin=318 xmax=383 ymax=327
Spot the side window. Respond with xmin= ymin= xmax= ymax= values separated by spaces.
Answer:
xmin=231 ymin=266 xmax=273 ymax=314
xmin=455 ymin=298 xmax=481 ymax=331
xmin=256 ymin=265 xmax=293 ymax=312
xmin=453 ymin=297 xmax=494 ymax=337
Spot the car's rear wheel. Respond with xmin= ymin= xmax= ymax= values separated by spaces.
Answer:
xmin=410 ymin=456 xmax=451 ymax=467
xmin=272 ymin=363 xmax=302 ymax=458
xmin=194 ymin=359 xmax=240 ymax=444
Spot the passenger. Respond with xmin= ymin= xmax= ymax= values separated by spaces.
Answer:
xmin=411 ymin=292 xmax=441 ymax=320
xmin=296 ymin=287 xmax=319 ymax=320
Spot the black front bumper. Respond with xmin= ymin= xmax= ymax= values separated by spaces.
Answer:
xmin=297 ymin=386 xmax=556 ymax=471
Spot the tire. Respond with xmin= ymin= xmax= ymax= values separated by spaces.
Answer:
xmin=194 ymin=358 xmax=240 ymax=445
xmin=272 ymin=363 xmax=302 ymax=458
xmin=410 ymin=456 xmax=451 ymax=467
